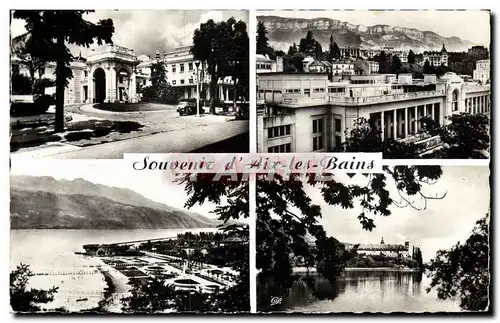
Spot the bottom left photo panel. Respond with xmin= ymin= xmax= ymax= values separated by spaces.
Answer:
xmin=9 ymin=160 xmax=250 ymax=314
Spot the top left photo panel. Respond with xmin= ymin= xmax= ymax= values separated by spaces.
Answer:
xmin=10 ymin=10 xmax=250 ymax=159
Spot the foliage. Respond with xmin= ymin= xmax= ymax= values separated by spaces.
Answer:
xmin=139 ymin=61 xmax=181 ymax=104
xmin=256 ymin=21 xmax=273 ymax=58
xmin=298 ymin=30 xmax=322 ymax=59
xmin=436 ymin=113 xmax=490 ymax=158
xmin=374 ymin=51 xmax=390 ymax=73
xmin=408 ymin=49 xmax=416 ymax=64
xmin=11 ymin=73 xmax=32 ymax=95
xmin=391 ymin=55 xmax=402 ymax=74
xmin=191 ymin=17 xmax=249 ymax=113
xmin=343 ymin=114 xmax=490 ymax=159
xmin=10 ymin=263 xmax=59 ymax=313
xmin=328 ymin=35 xmax=341 ymax=61
xmin=13 ymin=10 xmax=114 ymax=132
xmin=426 ymin=215 xmax=490 ymax=311
xmin=288 ymin=42 xmax=298 ymax=56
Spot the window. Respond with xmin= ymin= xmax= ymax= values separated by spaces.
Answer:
xmin=143 ymin=80 xmax=146 ymax=85
xmin=180 ymin=79 xmax=185 ymax=84
xmin=268 ymin=125 xmax=291 ymax=139
xmin=313 ymin=136 xmax=324 ymax=151
xmin=304 ymin=89 xmax=311 ymax=96
xmin=172 ymin=65 xmax=176 ymax=73
xmin=335 ymin=135 xmax=342 ymax=148
xmin=268 ymin=143 xmax=291 ymax=153
xmin=335 ymin=119 xmax=341 ymax=133
xmin=313 ymin=88 xmax=325 ymax=93
xmin=312 ymin=119 xmax=324 ymax=134
xmin=189 ymin=79 xmax=193 ymax=84
xmin=188 ymin=63 xmax=193 ymax=71
xmin=119 ymin=76 xmax=123 ymax=83
xmin=452 ymin=90 xmax=459 ymax=111
xmin=84 ymin=71 xmax=88 ymax=77
xmin=172 ymin=80 xmax=176 ymax=85
xmin=273 ymin=90 xmax=282 ymax=94
xmin=180 ymin=64 xmax=185 ymax=72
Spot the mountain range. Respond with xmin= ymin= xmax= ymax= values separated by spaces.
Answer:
xmin=10 ymin=176 xmax=219 ymax=230
xmin=258 ymin=15 xmax=477 ymax=53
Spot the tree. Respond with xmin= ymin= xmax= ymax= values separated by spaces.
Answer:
xmin=408 ymin=49 xmax=416 ymax=64
xmin=437 ymin=113 xmax=490 ymax=158
xmin=229 ymin=19 xmax=249 ymax=109
xmin=426 ymin=215 xmax=490 ymax=311
xmin=299 ymin=30 xmax=319 ymax=57
xmin=332 ymin=41 xmax=341 ymax=60
xmin=374 ymin=51 xmax=390 ymax=73
xmin=13 ymin=10 xmax=114 ymax=132
xmin=391 ymin=55 xmax=402 ymax=74
xmin=423 ymin=60 xmax=433 ymax=74
xmin=10 ymin=263 xmax=59 ymax=312
xmin=342 ymin=118 xmax=420 ymax=159
xmin=414 ymin=247 xmax=423 ymax=269
xmin=256 ymin=21 xmax=269 ymax=56
xmin=192 ymin=17 xmax=248 ymax=114
xmin=11 ymin=32 xmax=51 ymax=93
xmin=288 ymin=42 xmax=298 ymax=56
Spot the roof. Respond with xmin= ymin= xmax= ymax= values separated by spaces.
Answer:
xmin=357 ymin=243 xmax=408 ymax=252
xmin=256 ymin=54 xmax=273 ymax=62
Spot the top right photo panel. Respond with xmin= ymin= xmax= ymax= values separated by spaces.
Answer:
xmin=256 ymin=10 xmax=491 ymax=159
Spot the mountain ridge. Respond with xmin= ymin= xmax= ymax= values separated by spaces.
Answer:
xmin=258 ymin=15 xmax=477 ymax=53
xmin=10 ymin=176 xmax=218 ymax=229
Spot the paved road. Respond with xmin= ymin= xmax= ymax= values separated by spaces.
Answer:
xmin=14 ymin=120 xmax=248 ymax=159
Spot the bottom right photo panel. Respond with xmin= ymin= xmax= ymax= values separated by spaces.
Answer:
xmin=256 ymin=165 xmax=490 ymax=313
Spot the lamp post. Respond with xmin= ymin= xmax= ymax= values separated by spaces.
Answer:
xmin=195 ymin=60 xmax=201 ymax=117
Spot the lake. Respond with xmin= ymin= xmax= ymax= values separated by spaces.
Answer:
xmin=10 ymin=228 xmax=217 ymax=312
xmin=290 ymin=270 xmax=461 ymax=313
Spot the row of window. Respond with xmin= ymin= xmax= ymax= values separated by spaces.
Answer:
xmin=268 ymin=143 xmax=291 ymax=153
xmin=170 ymin=79 xmax=195 ymax=85
xmin=257 ymin=63 xmax=272 ymax=70
xmin=171 ymin=62 xmax=194 ymax=73
xmin=283 ymin=88 xmax=326 ymax=94
xmin=268 ymin=125 xmax=291 ymax=139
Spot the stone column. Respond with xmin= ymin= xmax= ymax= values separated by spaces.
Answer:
xmin=129 ymin=72 xmax=136 ymax=103
xmin=380 ymin=111 xmax=385 ymax=141
xmin=404 ymin=107 xmax=408 ymax=139
xmin=87 ymin=69 xmax=93 ymax=103
xmin=392 ymin=109 xmax=397 ymax=140
xmin=430 ymin=104 xmax=435 ymax=122
xmin=107 ymin=67 xmax=116 ymax=103
xmin=225 ymin=87 xmax=229 ymax=102
xmin=414 ymin=106 xmax=417 ymax=134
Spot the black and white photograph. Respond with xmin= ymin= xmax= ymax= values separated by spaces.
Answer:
xmin=9 ymin=160 xmax=249 ymax=313
xmin=9 ymin=10 xmax=249 ymax=159
xmin=256 ymin=10 xmax=490 ymax=159
xmin=256 ymin=166 xmax=490 ymax=313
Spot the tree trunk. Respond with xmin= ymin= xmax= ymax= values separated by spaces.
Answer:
xmin=232 ymin=78 xmax=237 ymax=113
xmin=210 ymin=72 xmax=217 ymax=115
xmin=54 ymin=36 xmax=65 ymax=133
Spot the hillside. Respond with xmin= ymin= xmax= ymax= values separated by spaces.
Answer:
xmin=259 ymin=15 xmax=475 ymax=53
xmin=10 ymin=176 xmax=218 ymax=229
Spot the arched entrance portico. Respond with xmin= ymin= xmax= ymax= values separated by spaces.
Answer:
xmin=93 ymin=68 xmax=106 ymax=103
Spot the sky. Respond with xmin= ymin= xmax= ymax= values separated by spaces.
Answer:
xmin=9 ymin=159 xmax=233 ymax=219
xmin=298 ymin=166 xmax=490 ymax=262
xmin=10 ymin=10 xmax=248 ymax=58
xmin=257 ymin=10 xmax=490 ymax=46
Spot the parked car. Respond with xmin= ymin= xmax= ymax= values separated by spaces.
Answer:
xmin=176 ymin=99 xmax=205 ymax=116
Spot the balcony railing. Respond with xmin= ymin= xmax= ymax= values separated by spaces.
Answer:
xmin=279 ymin=93 xmax=329 ymax=106
xmin=328 ymin=89 xmax=445 ymax=106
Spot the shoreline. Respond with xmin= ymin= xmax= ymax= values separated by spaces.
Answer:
xmin=344 ymin=267 xmax=421 ymax=272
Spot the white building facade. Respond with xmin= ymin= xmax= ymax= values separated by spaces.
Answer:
xmin=473 ymin=59 xmax=490 ymax=85
xmin=257 ymin=72 xmax=490 ymax=153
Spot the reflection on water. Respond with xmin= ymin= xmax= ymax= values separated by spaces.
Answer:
xmin=291 ymin=270 xmax=461 ymax=313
